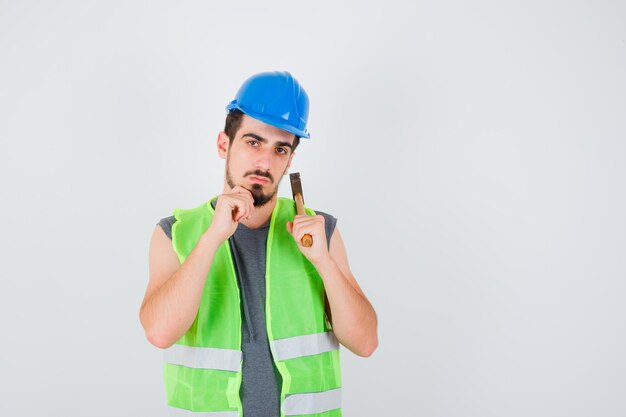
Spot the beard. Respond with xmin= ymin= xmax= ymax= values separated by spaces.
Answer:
xmin=225 ymin=156 xmax=281 ymax=207
xmin=247 ymin=182 xmax=275 ymax=207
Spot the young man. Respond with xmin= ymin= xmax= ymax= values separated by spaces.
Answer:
xmin=140 ymin=71 xmax=378 ymax=417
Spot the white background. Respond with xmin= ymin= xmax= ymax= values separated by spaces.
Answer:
xmin=1 ymin=1 xmax=625 ymax=416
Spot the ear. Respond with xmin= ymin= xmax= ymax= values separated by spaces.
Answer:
xmin=217 ymin=131 xmax=229 ymax=159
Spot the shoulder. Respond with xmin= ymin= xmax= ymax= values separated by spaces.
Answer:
xmin=156 ymin=199 xmax=214 ymax=241
xmin=157 ymin=216 xmax=177 ymax=240
xmin=313 ymin=209 xmax=338 ymax=246
xmin=313 ymin=210 xmax=337 ymax=227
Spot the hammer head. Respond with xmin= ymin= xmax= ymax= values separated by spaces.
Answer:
xmin=289 ymin=172 xmax=304 ymax=204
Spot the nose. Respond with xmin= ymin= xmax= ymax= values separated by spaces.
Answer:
xmin=255 ymin=148 xmax=272 ymax=172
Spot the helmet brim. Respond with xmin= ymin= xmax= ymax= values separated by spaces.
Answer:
xmin=226 ymin=103 xmax=310 ymax=139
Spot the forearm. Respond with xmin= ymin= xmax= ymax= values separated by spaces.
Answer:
xmin=314 ymin=258 xmax=378 ymax=357
xmin=140 ymin=230 xmax=222 ymax=348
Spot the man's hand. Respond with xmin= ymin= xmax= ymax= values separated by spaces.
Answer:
xmin=287 ymin=218 xmax=379 ymax=357
xmin=209 ymin=186 xmax=254 ymax=242
xmin=286 ymin=214 xmax=330 ymax=265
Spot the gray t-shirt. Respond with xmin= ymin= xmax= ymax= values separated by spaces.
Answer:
xmin=157 ymin=202 xmax=337 ymax=417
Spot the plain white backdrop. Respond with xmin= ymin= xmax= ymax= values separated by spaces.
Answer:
xmin=1 ymin=1 xmax=625 ymax=416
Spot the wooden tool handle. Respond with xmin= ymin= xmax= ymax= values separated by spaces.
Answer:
xmin=294 ymin=193 xmax=313 ymax=247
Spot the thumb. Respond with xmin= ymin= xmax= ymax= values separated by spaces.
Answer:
xmin=286 ymin=221 xmax=293 ymax=234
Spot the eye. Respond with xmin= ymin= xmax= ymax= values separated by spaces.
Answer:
xmin=276 ymin=147 xmax=288 ymax=155
xmin=247 ymin=140 xmax=259 ymax=147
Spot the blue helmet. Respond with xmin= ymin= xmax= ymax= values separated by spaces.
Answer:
xmin=226 ymin=71 xmax=310 ymax=139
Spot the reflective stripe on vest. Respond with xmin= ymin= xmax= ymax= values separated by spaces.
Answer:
xmin=271 ymin=331 xmax=339 ymax=361
xmin=284 ymin=388 xmax=342 ymax=416
xmin=169 ymin=406 xmax=239 ymax=417
xmin=164 ymin=344 xmax=242 ymax=372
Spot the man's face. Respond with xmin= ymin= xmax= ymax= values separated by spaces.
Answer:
xmin=218 ymin=115 xmax=296 ymax=207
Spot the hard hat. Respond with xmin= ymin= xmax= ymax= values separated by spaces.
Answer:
xmin=226 ymin=71 xmax=311 ymax=139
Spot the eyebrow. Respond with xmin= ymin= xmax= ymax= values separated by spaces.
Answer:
xmin=242 ymin=133 xmax=293 ymax=149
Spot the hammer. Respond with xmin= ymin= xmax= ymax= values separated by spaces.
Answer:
xmin=289 ymin=172 xmax=313 ymax=247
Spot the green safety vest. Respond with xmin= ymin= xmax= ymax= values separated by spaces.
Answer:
xmin=163 ymin=197 xmax=342 ymax=417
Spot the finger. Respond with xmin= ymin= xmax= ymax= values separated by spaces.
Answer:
xmin=233 ymin=187 xmax=255 ymax=215
xmin=294 ymin=228 xmax=314 ymax=248
xmin=293 ymin=216 xmax=323 ymax=230
xmin=231 ymin=185 xmax=249 ymax=194
xmin=236 ymin=197 xmax=254 ymax=222
xmin=232 ymin=205 xmax=242 ymax=222
xmin=226 ymin=195 xmax=250 ymax=223
xmin=286 ymin=221 xmax=293 ymax=234
xmin=233 ymin=205 xmax=245 ymax=222
xmin=292 ymin=219 xmax=324 ymax=245
xmin=231 ymin=186 xmax=254 ymax=202
xmin=291 ymin=222 xmax=311 ymax=243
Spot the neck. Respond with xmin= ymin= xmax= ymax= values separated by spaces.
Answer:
xmin=242 ymin=197 xmax=277 ymax=229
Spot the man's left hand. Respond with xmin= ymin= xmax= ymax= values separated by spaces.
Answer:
xmin=286 ymin=215 xmax=330 ymax=265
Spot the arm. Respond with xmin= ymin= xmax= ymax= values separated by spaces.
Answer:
xmin=139 ymin=225 xmax=222 ymax=348
xmin=287 ymin=217 xmax=378 ymax=357
xmin=140 ymin=187 xmax=254 ymax=348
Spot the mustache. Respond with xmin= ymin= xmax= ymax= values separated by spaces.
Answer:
xmin=245 ymin=169 xmax=274 ymax=183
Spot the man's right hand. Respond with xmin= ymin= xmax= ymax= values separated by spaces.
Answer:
xmin=208 ymin=186 xmax=255 ymax=242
